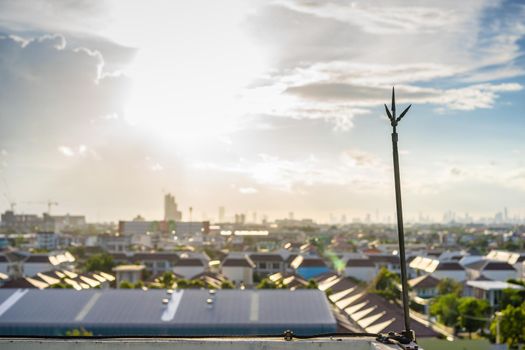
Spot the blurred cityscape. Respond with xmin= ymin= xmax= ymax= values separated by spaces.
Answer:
xmin=0 ymin=192 xmax=523 ymax=347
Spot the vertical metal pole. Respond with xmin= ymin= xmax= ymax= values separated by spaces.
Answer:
xmin=385 ymin=87 xmax=414 ymax=342
xmin=391 ymin=127 xmax=412 ymax=338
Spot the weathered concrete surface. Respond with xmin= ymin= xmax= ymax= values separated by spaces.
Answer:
xmin=0 ymin=337 xmax=399 ymax=350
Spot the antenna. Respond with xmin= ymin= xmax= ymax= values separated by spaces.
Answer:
xmin=384 ymin=87 xmax=415 ymax=343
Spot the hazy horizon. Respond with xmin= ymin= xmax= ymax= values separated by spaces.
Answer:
xmin=1 ymin=0 xmax=524 ymax=222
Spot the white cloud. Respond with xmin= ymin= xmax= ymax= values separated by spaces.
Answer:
xmin=58 ymin=146 xmax=75 ymax=157
xmin=239 ymin=187 xmax=258 ymax=194
xmin=57 ymin=145 xmax=91 ymax=158
xmin=240 ymin=0 xmax=525 ymax=127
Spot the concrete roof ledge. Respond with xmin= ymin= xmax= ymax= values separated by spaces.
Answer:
xmin=0 ymin=338 xmax=402 ymax=350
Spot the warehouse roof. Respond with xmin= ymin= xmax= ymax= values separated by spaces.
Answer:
xmin=0 ymin=289 xmax=336 ymax=336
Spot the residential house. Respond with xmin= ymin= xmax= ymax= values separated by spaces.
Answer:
xmin=250 ymin=253 xmax=285 ymax=277
xmin=464 ymin=281 xmax=524 ymax=308
xmin=221 ymin=254 xmax=255 ymax=286
xmin=408 ymin=274 xmax=441 ymax=299
xmin=290 ymin=256 xmax=330 ymax=280
xmin=344 ymin=258 xmax=377 ymax=282
xmin=172 ymin=257 xmax=206 ymax=279
xmin=465 ymin=260 xmax=516 ymax=281
xmin=409 ymin=256 xmax=466 ymax=282
xmin=367 ymin=254 xmax=401 ymax=274
xmin=113 ymin=265 xmax=145 ymax=287
xmin=131 ymin=252 xmax=179 ymax=275
xmin=486 ymin=250 xmax=525 ymax=280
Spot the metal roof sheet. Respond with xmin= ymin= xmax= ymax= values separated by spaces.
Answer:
xmin=0 ymin=289 xmax=336 ymax=336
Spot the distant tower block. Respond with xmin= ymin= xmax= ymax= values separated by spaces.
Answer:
xmin=164 ymin=193 xmax=182 ymax=221
xmin=219 ymin=206 xmax=225 ymax=222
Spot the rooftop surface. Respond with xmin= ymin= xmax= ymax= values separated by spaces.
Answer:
xmin=0 ymin=289 xmax=336 ymax=336
xmin=0 ymin=337 xmax=398 ymax=350
xmin=465 ymin=280 xmax=525 ymax=291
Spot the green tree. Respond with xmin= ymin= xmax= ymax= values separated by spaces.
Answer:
xmin=490 ymin=303 xmax=525 ymax=348
xmin=134 ymin=280 xmax=144 ymax=289
xmin=306 ymin=279 xmax=318 ymax=289
xmin=257 ymin=278 xmax=278 ymax=289
xmin=430 ymin=293 xmax=460 ymax=327
xmin=84 ymin=253 xmax=115 ymax=273
xmin=500 ymin=288 xmax=525 ymax=309
xmin=437 ymin=278 xmax=463 ymax=296
xmin=65 ymin=328 xmax=93 ymax=336
xmin=370 ymin=267 xmax=400 ymax=301
xmin=457 ymin=297 xmax=489 ymax=339
xmin=220 ymin=280 xmax=235 ymax=289
xmin=175 ymin=279 xmax=205 ymax=289
xmin=119 ymin=281 xmax=133 ymax=289
xmin=160 ymin=271 xmax=175 ymax=288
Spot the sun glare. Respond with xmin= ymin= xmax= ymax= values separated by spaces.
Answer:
xmin=106 ymin=1 xmax=267 ymax=154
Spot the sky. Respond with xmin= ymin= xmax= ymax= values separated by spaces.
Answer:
xmin=0 ymin=0 xmax=524 ymax=223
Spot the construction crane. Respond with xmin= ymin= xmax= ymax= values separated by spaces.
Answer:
xmin=20 ymin=200 xmax=59 ymax=215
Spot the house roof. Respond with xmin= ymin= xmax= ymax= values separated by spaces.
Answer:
xmin=346 ymin=259 xmax=375 ymax=268
xmin=174 ymin=258 xmax=204 ymax=267
xmin=285 ymin=254 xmax=298 ymax=264
xmin=25 ymin=255 xmax=51 ymax=263
xmin=132 ymin=253 xmax=180 ymax=262
xmin=465 ymin=259 xmax=515 ymax=271
xmin=410 ymin=256 xmax=464 ymax=272
xmin=1 ymin=277 xmax=49 ymax=289
xmin=408 ymin=274 xmax=441 ymax=289
xmin=221 ymin=255 xmax=255 ymax=268
xmin=0 ymin=289 xmax=337 ymax=336
xmin=466 ymin=280 xmax=525 ymax=291
xmin=291 ymin=256 xmax=327 ymax=269
xmin=112 ymin=265 xmax=145 ymax=272
xmin=319 ymin=276 xmax=438 ymax=338
xmin=367 ymin=255 xmax=400 ymax=264
xmin=249 ymin=254 xmax=283 ymax=262
xmin=434 ymin=261 xmax=464 ymax=271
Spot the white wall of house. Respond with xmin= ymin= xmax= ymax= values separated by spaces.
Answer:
xmin=414 ymin=287 xmax=438 ymax=298
xmin=116 ymin=271 xmax=142 ymax=286
xmin=23 ymin=263 xmax=53 ymax=277
xmin=432 ymin=270 xmax=466 ymax=282
xmin=344 ymin=267 xmax=377 ymax=282
xmin=222 ymin=266 xmax=253 ymax=285
xmin=254 ymin=261 xmax=284 ymax=276
xmin=482 ymin=270 xmax=517 ymax=282
xmin=0 ymin=262 xmax=7 ymax=275
xmin=172 ymin=266 xmax=204 ymax=279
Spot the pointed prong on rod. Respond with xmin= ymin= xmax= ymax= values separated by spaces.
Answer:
xmin=396 ymin=104 xmax=411 ymax=123
xmin=391 ymin=87 xmax=396 ymax=118
xmin=384 ymin=104 xmax=393 ymax=121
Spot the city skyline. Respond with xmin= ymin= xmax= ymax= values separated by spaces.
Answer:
xmin=0 ymin=1 xmax=524 ymax=221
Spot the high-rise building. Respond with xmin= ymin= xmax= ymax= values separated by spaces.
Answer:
xmin=219 ymin=206 xmax=225 ymax=222
xmin=234 ymin=213 xmax=246 ymax=225
xmin=164 ymin=193 xmax=182 ymax=221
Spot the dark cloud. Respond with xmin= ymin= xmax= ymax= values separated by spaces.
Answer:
xmin=284 ymin=82 xmax=436 ymax=103
xmin=0 ymin=33 xmax=132 ymax=144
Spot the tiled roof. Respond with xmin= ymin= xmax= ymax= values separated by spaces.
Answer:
xmin=408 ymin=274 xmax=441 ymax=289
xmin=434 ymin=261 xmax=464 ymax=271
xmin=222 ymin=256 xmax=255 ymax=268
xmin=466 ymin=259 xmax=515 ymax=271
xmin=174 ymin=258 xmax=204 ymax=267
xmin=25 ymin=255 xmax=51 ymax=263
xmin=249 ymin=254 xmax=283 ymax=262
xmin=346 ymin=259 xmax=375 ymax=268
